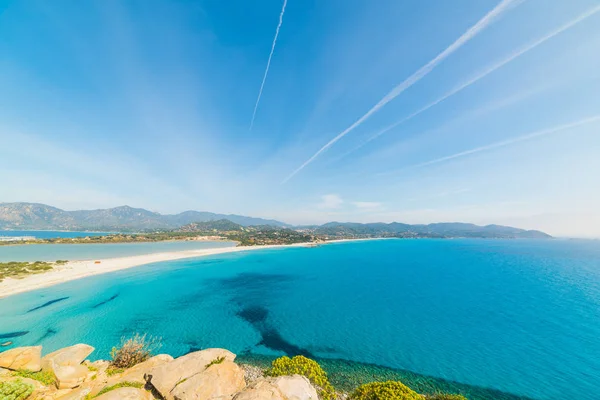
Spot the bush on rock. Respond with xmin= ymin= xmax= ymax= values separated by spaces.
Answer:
xmin=267 ymin=355 xmax=335 ymax=400
xmin=109 ymin=333 xmax=161 ymax=369
xmin=350 ymin=381 xmax=422 ymax=400
xmin=0 ymin=379 xmax=34 ymax=400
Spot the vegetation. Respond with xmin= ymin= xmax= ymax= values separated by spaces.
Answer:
xmin=0 ymin=261 xmax=55 ymax=281
xmin=206 ymin=356 xmax=226 ymax=368
xmin=351 ymin=381 xmax=422 ymax=400
xmin=0 ymin=379 xmax=34 ymax=400
xmin=95 ymin=381 xmax=143 ymax=397
xmin=109 ymin=333 xmax=161 ymax=369
xmin=267 ymin=356 xmax=335 ymax=400
xmin=12 ymin=369 xmax=56 ymax=386
xmin=105 ymin=367 xmax=124 ymax=377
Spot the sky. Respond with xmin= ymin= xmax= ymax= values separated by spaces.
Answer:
xmin=1 ymin=0 xmax=600 ymax=237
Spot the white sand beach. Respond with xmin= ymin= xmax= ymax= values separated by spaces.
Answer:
xmin=0 ymin=242 xmax=315 ymax=299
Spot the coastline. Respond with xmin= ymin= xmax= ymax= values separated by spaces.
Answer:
xmin=0 ymin=239 xmax=373 ymax=299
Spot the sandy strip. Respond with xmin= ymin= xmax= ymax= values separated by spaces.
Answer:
xmin=0 ymin=242 xmax=324 ymax=299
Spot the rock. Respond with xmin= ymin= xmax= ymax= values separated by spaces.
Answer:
xmin=106 ymin=354 xmax=173 ymax=387
xmin=145 ymin=348 xmax=235 ymax=400
xmin=233 ymin=379 xmax=286 ymax=400
xmin=240 ymin=364 xmax=264 ymax=385
xmin=55 ymin=386 xmax=92 ymax=399
xmin=94 ymin=387 xmax=154 ymax=400
xmin=0 ymin=345 xmax=42 ymax=371
xmin=42 ymin=344 xmax=95 ymax=371
xmin=272 ymin=375 xmax=319 ymax=400
xmin=42 ymin=344 xmax=95 ymax=389
xmin=171 ymin=360 xmax=245 ymax=400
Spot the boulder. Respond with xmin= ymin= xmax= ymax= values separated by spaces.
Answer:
xmin=171 ymin=360 xmax=245 ymax=400
xmin=145 ymin=348 xmax=235 ymax=400
xmin=272 ymin=375 xmax=319 ymax=400
xmin=106 ymin=354 xmax=173 ymax=387
xmin=94 ymin=387 xmax=154 ymax=400
xmin=233 ymin=379 xmax=286 ymax=400
xmin=55 ymin=386 xmax=93 ymax=399
xmin=0 ymin=346 xmax=42 ymax=371
xmin=42 ymin=344 xmax=95 ymax=389
xmin=42 ymin=344 xmax=95 ymax=371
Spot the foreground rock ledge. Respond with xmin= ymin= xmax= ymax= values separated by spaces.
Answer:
xmin=0 ymin=345 xmax=320 ymax=400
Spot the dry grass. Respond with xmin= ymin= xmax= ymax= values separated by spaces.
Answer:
xmin=110 ymin=333 xmax=161 ymax=369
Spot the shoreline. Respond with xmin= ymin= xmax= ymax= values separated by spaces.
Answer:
xmin=0 ymin=239 xmax=374 ymax=299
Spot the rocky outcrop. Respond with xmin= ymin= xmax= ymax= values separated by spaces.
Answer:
xmin=107 ymin=354 xmax=173 ymax=386
xmin=171 ymin=360 xmax=246 ymax=400
xmin=0 ymin=346 xmax=42 ymax=372
xmin=233 ymin=379 xmax=286 ymax=400
xmin=232 ymin=376 xmax=319 ymax=400
xmin=41 ymin=344 xmax=95 ymax=389
xmin=0 ymin=345 xmax=323 ymax=400
xmin=272 ymin=375 xmax=319 ymax=400
xmin=144 ymin=348 xmax=236 ymax=400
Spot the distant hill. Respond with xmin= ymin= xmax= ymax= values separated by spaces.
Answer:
xmin=0 ymin=203 xmax=289 ymax=231
xmin=312 ymin=222 xmax=551 ymax=239
xmin=177 ymin=219 xmax=244 ymax=232
xmin=0 ymin=202 xmax=551 ymax=239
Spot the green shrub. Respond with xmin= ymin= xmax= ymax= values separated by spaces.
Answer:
xmin=105 ymin=367 xmax=124 ymax=377
xmin=206 ymin=356 xmax=225 ymax=368
xmin=351 ymin=381 xmax=421 ymax=400
xmin=425 ymin=394 xmax=467 ymax=400
xmin=0 ymin=379 xmax=35 ymax=400
xmin=267 ymin=355 xmax=335 ymax=400
xmin=12 ymin=369 xmax=56 ymax=386
xmin=96 ymin=381 xmax=143 ymax=396
xmin=110 ymin=333 xmax=161 ymax=369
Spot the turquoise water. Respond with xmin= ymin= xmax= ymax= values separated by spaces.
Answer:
xmin=0 ymin=241 xmax=236 ymax=261
xmin=1 ymin=239 xmax=600 ymax=399
xmin=0 ymin=230 xmax=110 ymax=239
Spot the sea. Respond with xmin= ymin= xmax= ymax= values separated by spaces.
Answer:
xmin=1 ymin=238 xmax=599 ymax=400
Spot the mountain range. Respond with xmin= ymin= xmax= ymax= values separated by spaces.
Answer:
xmin=0 ymin=202 xmax=288 ymax=231
xmin=0 ymin=202 xmax=551 ymax=239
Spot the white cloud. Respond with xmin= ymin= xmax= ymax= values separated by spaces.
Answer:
xmin=318 ymin=194 xmax=343 ymax=209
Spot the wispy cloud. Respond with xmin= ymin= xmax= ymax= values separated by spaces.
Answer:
xmin=318 ymin=194 xmax=344 ymax=209
xmin=281 ymin=0 xmax=522 ymax=183
xmin=352 ymin=3 xmax=600 ymax=150
xmin=249 ymin=0 xmax=287 ymax=131
xmin=381 ymin=115 xmax=600 ymax=174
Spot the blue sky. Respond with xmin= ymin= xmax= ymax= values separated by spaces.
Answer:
xmin=1 ymin=0 xmax=599 ymax=237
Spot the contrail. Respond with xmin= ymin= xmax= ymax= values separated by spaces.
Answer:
xmin=380 ymin=115 xmax=600 ymax=175
xmin=249 ymin=0 xmax=287 ymax=131
xmin=281 ymin=0 xmax=523 ymax=183
xmin=351 ymin=3 xmax=600 ymax=152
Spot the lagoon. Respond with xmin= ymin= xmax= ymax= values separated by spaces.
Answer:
xmin=1 ymin=239 xmax=600 ymax=399
xmin=0 ymin=240 xmax=236 ymax=262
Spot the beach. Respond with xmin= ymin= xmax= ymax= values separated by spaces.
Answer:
xmin=0 ymin=242 xmax=315 ymax=299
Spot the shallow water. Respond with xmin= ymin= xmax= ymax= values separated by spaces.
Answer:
xmin=0 ymin=240 xmax=236 ymax=261
xmin=1 ymin=239 xmax=599 ymax=399
xmin=0 ymin=230 xmax=110 ymax=239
